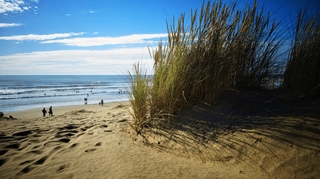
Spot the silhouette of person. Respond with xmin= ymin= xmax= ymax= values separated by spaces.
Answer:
xmin=49 ymin=106 xmax=53 ymax=116
xmin=101 ymin=99 xmax=104 ymax=106
xmin=42 ymin=108 xmax=47 ymax=117
xmin=0 ymin=112 xmax=3 ymax=118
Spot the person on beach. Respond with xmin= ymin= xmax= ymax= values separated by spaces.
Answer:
xmin=42 ymin=108 xmax=47 ymax=117
xmin=0 ymin=112 xmax=3 ymax=118
xmin=101 ymin=99 xmax=104 ymax=106
xmin=48 ymin=106 xmax=53 ymax=116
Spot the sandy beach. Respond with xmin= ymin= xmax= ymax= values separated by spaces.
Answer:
xmin=1 ymin=91 xmax=320 ymax=179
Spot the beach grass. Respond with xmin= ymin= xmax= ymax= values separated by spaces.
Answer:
xmin=128 ymin=0 xmax=320 ymax=132
xmin=127 ymin=63 xmax=150 ymax=134
xmin=148 ymin=0 xmax=284 ymax=116
xmin=282 ymin=9 xmax=320 ymax=99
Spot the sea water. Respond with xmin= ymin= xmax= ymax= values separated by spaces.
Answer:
xmin=0 ymin=75 xmax=129 ymax=113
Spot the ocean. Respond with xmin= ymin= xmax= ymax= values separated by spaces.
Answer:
xmin=0 ymin=75 xmax=129 ymax=113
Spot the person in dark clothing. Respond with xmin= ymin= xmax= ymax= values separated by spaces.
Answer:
xmin=42 ymin=108 xmax=47 ymax=117
xmin=49 ymin=106 xmax=53 ymax=116
xmin=101 ymin=99 xmax=104 ymax=106
xmin=0 ymin=112 xmax=3 ymax=118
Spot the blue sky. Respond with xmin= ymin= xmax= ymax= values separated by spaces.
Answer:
xmin=0 ymin=0 xmax=319 ymax=75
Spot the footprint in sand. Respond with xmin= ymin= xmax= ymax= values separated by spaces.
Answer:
xmin=34 ymin=155 xmax=48 ymax=165
xmin=117 ymin=119 xmax=127 ymax=123
xmin=0 ymin=158 xmax=7 ymax=167
xmin=69 ymin=143 xmax=78 ymax=148
xmin=11 ymin=149 xmax=44 ymax=164
xmin=59 ymin=124 xmax=80 ymax=130
xmin=32 ymin=145 xmax=41 ymax=149
xmin=99 ymin=124 xmax=114 ymax=133
xmin=0 ymin=135 xmax=15 ymax=142
xmin=0 ymin=149 xmax=8 ymax=156
xmin=56 ymin=164 xmax=70 ymax=173
xmin=101 ymin=124 xmax=108 ymax=128
xmin=44 ymin=124 xmax=79 ymax=146
xmin=59 ymin=138 xmax=71 ymax=143
xmin=44 ymin=138 xmax=70 ymax=146
xmin=56 ymin=130 xmax=78 ymax=138
xmin=51 ymin=146 xmax=62 ymax=153
xmin=80 ymin=125 xmax=94 ymax=132
xmin=17 ymin=151 xmax=54 ymax=175
xmin=85 ymin=148 xmax=97 ymax=153
xmin=27 ymin=150 xmax=43 ymax=155
xmin=5 ymin=143 xmax=20 ymax=149
xmin=57 ymin=164 xmax=66 ymax=172
xmin=12 ymin=130 xmax=33 ymax=136
xmin=84 ymin=142 xmax=103 ymax=152
xmin=95 ymin=142 xmax=102 ymax=147
xmin=18 ymin=165 xmax=36 ymax=175
xmin=19 ymin=160 xmax=34 ymax=166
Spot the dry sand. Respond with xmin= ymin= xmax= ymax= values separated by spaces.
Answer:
xmin=0 ymin=91 xmax=319 ymax=179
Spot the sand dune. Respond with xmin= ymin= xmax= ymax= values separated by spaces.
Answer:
xmin=1 ymin=103 xmax=229 ymax=179
xmin=0 ymin=92 xmax=319 ymax=179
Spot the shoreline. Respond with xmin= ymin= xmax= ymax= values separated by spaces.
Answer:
xmin=2 ymin=100 xmax=130 ymax=120
xmin=0 ymin=97 xmax=129 ymax=114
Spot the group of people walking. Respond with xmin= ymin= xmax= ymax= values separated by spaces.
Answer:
xmin=42 ymin=106 xmax=53 ymax=117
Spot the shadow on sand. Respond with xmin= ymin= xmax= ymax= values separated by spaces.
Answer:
xmin=140 ymin=90 xmax=320 ymax=167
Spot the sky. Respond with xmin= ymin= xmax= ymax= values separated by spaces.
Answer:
xmin=0 ymin=0 xmax=319 ymax=75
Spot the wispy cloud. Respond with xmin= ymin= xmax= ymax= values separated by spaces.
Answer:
xmin=41 ymin=33 xmax=167 ymax=47
xmin=0 ymin=23 xmax=23 ymax=28
xmin=0 ymin=0 xmax=39 ymax=14
xmin=0 ymin=32 xmax=85 ymax=41
xmin=89 ymin=10 xmax=98 ymax=14
xmin=0 ymin=47 xmax=154 ymax=75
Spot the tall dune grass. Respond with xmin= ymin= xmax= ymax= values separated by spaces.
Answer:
xmin=127 ymin=63 xmax=150 ymax=134
xmin=282 ymin=9 xmax=320 ymax=99
xmin=127 ymin=0 xmax=319 ymax=132
xmin=148 ymin=0 xmax=283 ymax=118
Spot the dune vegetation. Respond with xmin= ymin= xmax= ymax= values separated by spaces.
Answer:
xmin=282 ymin=9 xmax=320 ymax=100
xmin=127 ymin=0 xmax=320 ymax=135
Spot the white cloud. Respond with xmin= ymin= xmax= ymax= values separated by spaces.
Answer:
xmin=0 ymin=0 xmax=39 ymax=14
xmin=89 ymin=10 xmax=98 ymax=13
xmin=16 ymin=0 xmax=24 ymax=4
xmin=0 ymin=32 xmax=85 ymax=41
xmin=0 ymin=23 xmax=23 ymax=27
xmin=0 ymin=0 xmax=24 ymax=13
xmin=41 ymin=33 xmax=168 ymax=47
xmin=0 ymin=47 xmax=154 ymax=75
